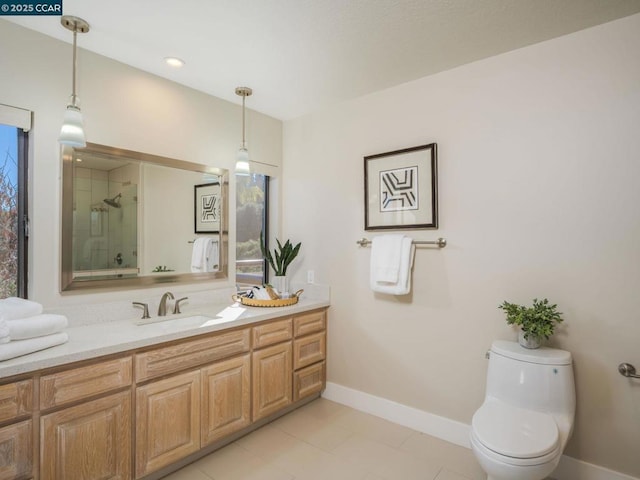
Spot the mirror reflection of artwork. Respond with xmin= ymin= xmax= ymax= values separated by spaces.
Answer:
xmin=201 ymin=193 xmax=220 ymax=223
xmin=194 ymin=183 xmax=221 ymax=233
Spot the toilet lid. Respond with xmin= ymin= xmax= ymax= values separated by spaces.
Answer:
xmin=472 ymin=400 xmax=559 ymax=459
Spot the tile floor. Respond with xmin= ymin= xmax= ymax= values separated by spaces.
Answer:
xmin=163 ymin=398 xmax=487 ymax=480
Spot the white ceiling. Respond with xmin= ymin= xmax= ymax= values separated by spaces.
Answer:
xmin=6 ymin=0 xmax=640 ymax=120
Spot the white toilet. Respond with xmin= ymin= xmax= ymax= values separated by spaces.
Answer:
xmin=470 ymin=340 xmax=575 ymax=480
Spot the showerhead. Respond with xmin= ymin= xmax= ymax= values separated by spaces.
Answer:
xmin=103 ymin=193 xmax=122 ymax=208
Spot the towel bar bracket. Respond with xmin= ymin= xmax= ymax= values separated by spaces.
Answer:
xmin=618 ymin=363 xmax=640 ymax=379
xmin=356 ymin=237 xmax=446 ymax=248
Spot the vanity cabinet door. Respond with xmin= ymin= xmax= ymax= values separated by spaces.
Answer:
xmin=0 ymin=420 xmax=32 ymax=480
xmin=40 ymin=391 xmax=131 ymax=480
xmin=135 ymin=370 xmax=200 ymax=478
xmin=252 ymin=342 xmax=292 ymax=421
xmin=201 ymin=354 xmax=251 ymax=446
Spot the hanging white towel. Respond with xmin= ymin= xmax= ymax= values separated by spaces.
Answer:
xmin=0 ymin=297 xmax=43 ymax=320
xmin=370 ymin=236 xmax=415 ymax=295
xmin=0 ymin=332 xmax=69 ymax=362
xmin=191 ymin=238 xmax=210 ymax=272
xmin=370 ymin=234 xmax=405 ymax=283
xmin=206 ymin=239 xmax=219 ymax=272
xmin=6 ymin=314 xmax=68 ymax=341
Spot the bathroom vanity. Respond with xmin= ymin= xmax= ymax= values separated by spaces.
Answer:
xmin=0 ymin=301 xmax=328 ymax=480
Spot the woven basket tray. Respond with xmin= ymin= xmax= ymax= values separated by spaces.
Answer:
xmin=232 ymin=289 xmax=304 ymax=307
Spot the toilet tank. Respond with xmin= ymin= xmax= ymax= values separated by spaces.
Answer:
xmin=486 ymin=341 xmax=576 ymax=416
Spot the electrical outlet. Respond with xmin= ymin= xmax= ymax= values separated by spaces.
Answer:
xmin=307 ymin=270 xmax=315 ymax=284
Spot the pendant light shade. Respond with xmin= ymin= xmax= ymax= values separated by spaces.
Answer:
xmin=235 ymin=87 xmax=252 ymax=175
xmin=59 ymin=104 xmax=86 ymax=147
xmin=59 ymin=16 xmax=90 ymax=147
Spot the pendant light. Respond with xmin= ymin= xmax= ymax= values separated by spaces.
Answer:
xmin=235 ymin=86 xmax=252 ymax=175
xmin=59 ymin=16 xmax=90 ymax=148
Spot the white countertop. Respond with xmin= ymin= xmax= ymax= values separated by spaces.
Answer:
xmin=0 ymin=298 xmax=330 ymax=378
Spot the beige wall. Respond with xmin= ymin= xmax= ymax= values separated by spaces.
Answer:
xmin=0 ymin=20 xmax=282 ymax=307
xmin=282 ymin=14 xmax=640 ymax=478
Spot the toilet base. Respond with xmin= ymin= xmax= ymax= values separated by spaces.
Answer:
xmin=471 ymin=432 xmax=560 ymax=480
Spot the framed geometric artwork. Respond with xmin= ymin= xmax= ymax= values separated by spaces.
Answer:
xmin=194 ymin=182 xmax=221 ymax=233
xmin=364 ymin=143 xmax=438 ymax=230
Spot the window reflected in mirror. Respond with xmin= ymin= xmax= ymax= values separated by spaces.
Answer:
xmin=236 ymin=173 xmax=268 ymax=286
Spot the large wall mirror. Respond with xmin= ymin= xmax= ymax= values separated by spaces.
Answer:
xmin=61 ymin=143 xmax=228 ymax=292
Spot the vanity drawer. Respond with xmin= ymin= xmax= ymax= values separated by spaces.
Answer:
xmin=293 ymin=361 xmax=325 ymax=401
xmin=293 ymin=332 xmax=326 ymax=370
xmin=0 ymin=379 xmax=33 ymax=423
xmin=252 ymin=318 xmax=293 ymax=349
xmin=136 ymin=329 xmax=250 ymax=382
xmin=293 ymin=310 xmax=326 ymax=337
xmin=40 ymin=357 xmax=132 ymax=409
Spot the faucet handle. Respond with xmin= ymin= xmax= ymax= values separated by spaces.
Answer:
xmin=132 ymin=302 xmax=150 ymax=319
xmin=174 ymin=297 xmax=189 ymax=314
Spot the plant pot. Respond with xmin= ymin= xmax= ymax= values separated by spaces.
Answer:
xmin=518 ymin=330 xmax=542 ymax=349
xmin=272 ymin=275 xmax=290 ymax=298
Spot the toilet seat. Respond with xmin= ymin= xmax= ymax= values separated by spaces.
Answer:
xmin=471 ymin=399 xmax=560 ymax=466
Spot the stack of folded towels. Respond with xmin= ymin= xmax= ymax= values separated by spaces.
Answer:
xmin=0 ymin=297 xmax=69 ymax=362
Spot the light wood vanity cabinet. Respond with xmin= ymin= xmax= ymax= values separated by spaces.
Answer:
xmin=252 ymin=341 xmax=293 ymax=420
xmin=292 ymin=310 xmax=326 ymax=402
xmin=135 ymin=370 xmax=201 ymax=478
xmin=0 ymin=379 xmax=33 ymax=480
xmin=201 ymin=354 xmax=251 ymax=446
xmin=40 ymin=391 xmax=132 ymax=480
xmin=134 ymin=328 xmax=253 ymax=477
xmin=1 ymin=307 xmax=327 ymax=480
xmin=38 ymin=356 xmax=134 ymax=480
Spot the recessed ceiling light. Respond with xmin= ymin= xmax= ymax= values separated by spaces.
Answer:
xmin=164 ymin=57 xmax=185 ymax=68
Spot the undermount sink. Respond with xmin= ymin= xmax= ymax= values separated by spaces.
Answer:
xmin=134 ymin=305 xmax=246 ymax=327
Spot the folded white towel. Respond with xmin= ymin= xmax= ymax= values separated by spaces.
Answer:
xmin=6 ymin=314 xmax=68 ymax=341
xmin=0 ymin=317 xmax=9 ymax=344
xmin=370 ymin=236 xmax=415 ymax=295
xmin=0 ymin=318 xmax=9 ymax=341
xmin=0 ymin=297 xmax=43 ymax=320
xmin=0 ymin=332 xmax=68 ymax=362
xmin=191 ymin=238 xmax=209 ymax=272
xmin=370 ymin=235 xmax=406 ymax=283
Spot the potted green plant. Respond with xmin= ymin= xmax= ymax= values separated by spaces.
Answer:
xmin=499 ymin=298 xmax=564 ymax=349
xmin=259 ymin=231 xmax=301 ymax=297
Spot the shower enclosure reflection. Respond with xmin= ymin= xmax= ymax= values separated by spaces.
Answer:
xmin=61 ymin=143 xmax=228 ymax=292
xmin=72 ymin=159 xmax=139 ymax=278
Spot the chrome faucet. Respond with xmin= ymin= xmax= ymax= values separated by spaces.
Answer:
xmin=157 ymin=292 xmax=174 ymax=316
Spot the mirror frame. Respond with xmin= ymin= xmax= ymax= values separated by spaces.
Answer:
xmin=61 ymin=143 xmax=229 ymax=292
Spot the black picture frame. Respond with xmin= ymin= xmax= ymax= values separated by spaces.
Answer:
xmin=194 ymin=182 xmax=221 ymax=233
xmin=364 ymin=143 xmax=438 ymax=230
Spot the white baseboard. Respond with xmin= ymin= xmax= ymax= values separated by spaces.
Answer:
xmin=322 ymin=382 xmax=471 ymax=448
xmin=322 ymin=382 xmax=639 ymax=480
xmin=554 ymin=455 xmax=639 ymax=480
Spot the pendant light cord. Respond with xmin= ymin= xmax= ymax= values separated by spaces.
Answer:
xmin=241 ymin=93 xmax=246 ymax=149
xmin=71 ymin=26 xmax=78 ymax=107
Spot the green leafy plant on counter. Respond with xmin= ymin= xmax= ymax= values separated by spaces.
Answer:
xmin=259 ymin=231 xmax=301 ymax=276
xmin=152 ymin=265 xmax=174 ymax=273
